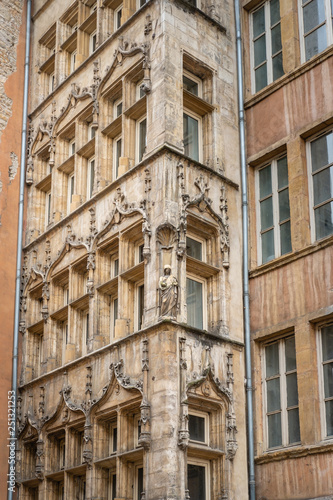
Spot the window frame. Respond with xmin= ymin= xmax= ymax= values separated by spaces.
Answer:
xmin=183 ymin=70 xmax=202 ymax=97
xmin=250 ymin=0 xmax=284 ymax=94
xmin=255 ymin=154 xmax=292 ymax=264
xmin=114 ymin=3 xmax=123 ymax=30
xmin=113 ymin=134 xmax=122 ymax=179
xmin=298 ymin=0 xmax=333 ymax=63
xmin=62 ymin=321 xmax=69 ymax=364
xmin=82 ymin=310 xmax=89 ymax=355
xmin=186 ymin=233 xmax=206 ymax=262
xmin=45 ymin=190 xmax=52 ymax=228
xmin=114 ymin=98 xmax=123 ymax=119
xmin=69 ymin=138 xmax=75 ymax=157
xmin=110 ymin=296 xmax=118 ymax=339
xmin=89 ymin=30 xmax=97 ymax=55
xmin=134 ymin=281 xmax=144 ymax=331
xmin=306 ymin=128 xmax=333 ymax=243
xmin=183 ymin=108 xmax=202 ymax=163
xmin=187 ymin=458 xmax=210 ymax=500
xmin=186 ymin=273 xmax=206 ymax=330
xmin=262 ymin=335 xmax=301 ymax=450
xmin=87 ymin=156 xmax=95 ymax=200
xmin=133 ymin=463 xmax=144 ymax=500
xmin=49 ymin=72 xmax=55 ymax=94
xmin=317 ymin=323 xmax=333 ymax=440
xmin=70 ymin=50 xmax=77 ymax=73
xmin=107 ymin=469 xmax=117 ymax=500
xmin=188 ymin=409 xmax=209 ymax=445
xmin=67 ymin=173 xmax=74 ymax=214
xmin=136 ymin=115 xmax=147 ymax=164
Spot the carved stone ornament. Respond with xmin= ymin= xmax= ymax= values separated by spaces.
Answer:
xmin=110 ymin=359 xmax=143 ymax=394
xmin=99 ymin=39 xmax=151 ymax=98
xmin=177 ymin=163 xmax=230 ymax=266
xmin=159 ymin=265 xmax=178 ymax=319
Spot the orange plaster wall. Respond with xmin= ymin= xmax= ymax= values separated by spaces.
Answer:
xmin=0 ymin=2 xmax=26 ymax=495
xmin=249 ymin=245 xmax=333 ymax=333
xmin=246 ymin=55 xmax=333 ymax=159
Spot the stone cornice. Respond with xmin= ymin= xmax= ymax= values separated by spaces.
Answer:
xmin=249 ymin=235 xmax=333 ymax=279
xmin=23 ymin=145 xmax=238 ymax=252
xmin=18 ymin=320 xmax=244 ymax=392
xmin=255 ymin=441 xmax=333 ymax=465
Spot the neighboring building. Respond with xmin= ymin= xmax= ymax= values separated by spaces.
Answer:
xmin=16 ymin=1 xmax=248 ymax=499
xmin=0 ymin=0 xmax=26 ymax=494
xmin=242 ymin=0 xmax=333 ymax=499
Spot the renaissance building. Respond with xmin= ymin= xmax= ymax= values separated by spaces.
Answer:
xmin=0 ymin=0 xmax=332 ymax=499
xmin=15 ymin=0 xmax=248 ymax=498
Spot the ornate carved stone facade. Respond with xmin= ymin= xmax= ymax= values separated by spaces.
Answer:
xmin=17 ymin=0 xmax=247 ymax=499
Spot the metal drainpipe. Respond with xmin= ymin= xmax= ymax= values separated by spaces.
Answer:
xmin=234 ymin=1 xmax=256 ymax=499
xmin=8 ymin=1 xmax=32 ymax=499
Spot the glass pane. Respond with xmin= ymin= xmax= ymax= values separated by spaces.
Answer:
xmin=325 ymin=400 xmax=333 ymax=436
xmin=138 ymin=119 xmax=147 ymax=162
xmin=285 ymin=336 xmax=296 ymax=371
xmin=189 ymin=414 xmax=205 ymax=442
xmin=254 ymin=35 xmax=267 ymax=66
xmin=137 ymin=467 xmax=143 ymax=500
xmin=267 ymin=378 xmax=281 ymax=412
xmin=313 ymin=167 xmax=333 ymax=206
xmin=183 ymin=113 xmax=199 ymax=162
xmin=186 ymin=236 xmax=202 ymax=260
xmin=255 ymin=63 xmax=268 ymax=92
xmin=303 ymin=0 xmax=326 ymax=34
xmin=116 ymin=101 xmax=122 ymax=116
xmin=311 ymin=132 xmax=333 ymax=172
xmin=280 ymin=220 xmax=292 ymax=255
xmin=138 ymin=285 xmax=144 ymax=330
xmin=323 ymin=362 xmax=333 ymax=398
xmin=277 ymin=156 xmax=288 ymax=189
xmin=322 ymin=325 xmax=333 ymax=361
xmin=278 ymin=188 xmax=290 ymax=222
xmin=271 ymin=24 xmax=282 ymax=54
xmin=270 ymin=0 xmax=280 ymax=26
xmin=183 ymin=75 xmax=199 ymax=96
xmin=260 ymin=197 xmax=274 ymax=231
xmin=253 ymin=6 xmax=265 ymax=38
xmin=272 ymin=52 xmax=284 ymax=80
xmin=304 ymin=25 xmax=327 ymax=61
xmin=259 ymin=164 xmax=272 ymax=198
xmin=188 ymin=464 xmax=206 ymax=500
xmin=113 ymin=427 xmax=117 ymax=452
xmin=262 ymin=229 xmax=275 ymax=263
xmin=266 ymin=342 xmax=280 ymax=377
xmin=186 ymin=278 xmax=203 ymax=329
xmin=287 ymin=372 xmax=299 ymax=407
xmin=288 ymin=408 xmax=300 ymax=443
xmin=314 ymin=201 xmax=333 ymax=240
xmin=113 ymin=298 xmax=118 ymax=326
xmin=268 ymin=412 xmax=282 ymax=448
xmin=112 ymin=474 xmax=116 ymax=500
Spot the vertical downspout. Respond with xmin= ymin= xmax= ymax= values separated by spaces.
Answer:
xmin=8 ymin=1 xmax=32 ymax=499
xmin=234 ymin=1 xmax=256 ymax=499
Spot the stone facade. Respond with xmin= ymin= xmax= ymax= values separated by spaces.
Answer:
xmin=16 ymin=1 xmax=248 ymax=499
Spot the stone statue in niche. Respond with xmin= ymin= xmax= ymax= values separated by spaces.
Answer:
xmin=159 ymin=265 xmax=178 ymax=319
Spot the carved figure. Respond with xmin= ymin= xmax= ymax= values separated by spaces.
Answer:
xmin=159 ymin=265 xmax=178 ymax=318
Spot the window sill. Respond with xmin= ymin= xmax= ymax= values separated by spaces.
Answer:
xmin=249 ymin=234 xmax=333 ymax=278
xmin=60 ymin=30 xmax=77 ymax=52
xmin=35 ymin=173 xmax=52 ymax=192
xmin=255 ymin=440 xmax=333 ymax=464
xmin=245 ymin=45 xmax=333 ymax=109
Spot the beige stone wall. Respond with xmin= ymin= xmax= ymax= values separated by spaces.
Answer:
xmin=18 ymin=0 xmax=248 ymax=499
